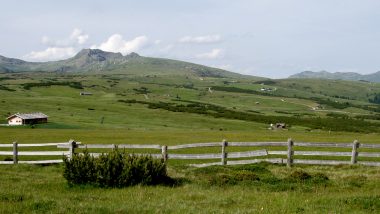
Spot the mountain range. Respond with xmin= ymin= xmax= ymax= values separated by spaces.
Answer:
xmin=289 ymin=70 xmax=380 ymax=82
xmin=3 ymin=50 xmax=380 ymax=83
xmin=0 ymin=49 xmax=243 ymax=78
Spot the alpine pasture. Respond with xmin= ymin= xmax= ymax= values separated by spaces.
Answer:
xmin=1 ymin=64 xmax=380 ymax=213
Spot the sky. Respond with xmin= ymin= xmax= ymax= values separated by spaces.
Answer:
xmin=1 ymin=0 xmax=380 ymax=78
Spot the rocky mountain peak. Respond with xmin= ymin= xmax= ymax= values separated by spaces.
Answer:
xmin=74 ymin=49 xmax=123 ymax=62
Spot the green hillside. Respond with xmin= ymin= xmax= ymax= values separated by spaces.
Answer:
xmin=290 ymin=70 xmax=380 ymax=82
xmin=1 ymin=49 xmax=380 ymax=133
xmin=1 ymin=67 xmax=380 ymax=133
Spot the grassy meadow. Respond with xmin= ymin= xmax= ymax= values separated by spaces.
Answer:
xmin=1 ymin=71 xmax=380 ymax=213
xmin=0 ymin=162 xmax=379 ymax=213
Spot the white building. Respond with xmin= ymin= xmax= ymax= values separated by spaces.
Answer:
xmin=7 ymin=112 xmax=48 ymax=125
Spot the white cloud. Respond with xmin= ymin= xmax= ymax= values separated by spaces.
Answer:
xmin=179 ymin=35 xmax=221 ymax=44
xmin=70 ymin=28 xmax=89 ymax=45
xmin=24 ymin=28 xmax=90 ymax=61
xmin=23 ymin=47 xmax=76 ymax=61
xmin=196 ymin=49 xmax=224 ymax=59
xmin=40 ymin=28 xmax=89 ymax=46
xmin=92 ymin=34 xmax=149 ymax=55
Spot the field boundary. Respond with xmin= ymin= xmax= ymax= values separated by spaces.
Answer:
xmin=1 ymin=139 xmax=380 ymax=167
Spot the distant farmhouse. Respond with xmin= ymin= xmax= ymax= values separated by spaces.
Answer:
xmin=7 ymin=112 xmax=48 ymax=125
xmin=80 ymin=92 xmax=93 ymax=96
xmin=269 ymin=123 xmax=287 ymax=130
xmin=260 ymin=88 xmax=273 ymax=92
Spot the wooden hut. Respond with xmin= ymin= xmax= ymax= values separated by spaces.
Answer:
xmin=7 ymin=112 xmax=48 ymax=125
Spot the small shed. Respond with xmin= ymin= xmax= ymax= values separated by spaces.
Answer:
xmin=269 ymin=123 xmax=287 ymax=130
xmin=80 ymin=92 xmax=93 ymax=96
xmin=7 ymin=112 xmax=48 ymax=125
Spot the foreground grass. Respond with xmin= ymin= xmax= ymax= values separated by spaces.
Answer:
xmin=0 ymin=163 xmax=379 ymax=213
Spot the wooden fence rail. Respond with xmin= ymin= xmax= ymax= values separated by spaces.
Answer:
xmin=1 ymin=139 xmax=380 ymax=167
xmin=0 ymin=140 xmax=80 ymax=165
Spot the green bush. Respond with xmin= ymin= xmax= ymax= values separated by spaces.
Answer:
xmin=288 ymin=170 xmax=312 ymax=182
xmin=63 ymin=148 xmax=169 ymax=187
xmin=63 ymin=150 xmax=97 ymax=185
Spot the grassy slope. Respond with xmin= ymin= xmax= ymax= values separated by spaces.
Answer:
xmin=0 ymin=164 xmax=379 ymax=213
xmin=1 ymin=71 xmax=380 ymax=213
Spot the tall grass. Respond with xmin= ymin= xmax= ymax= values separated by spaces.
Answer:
xmin=0 ymin=163 xmax=379 ymax=213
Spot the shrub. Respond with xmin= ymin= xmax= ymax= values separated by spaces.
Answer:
xmin=63 ymin=148 xmax=169 ymax=187
xmin=63 ymin=150 xmax=97 ymax=186
xmin=232 ymin=170 xmax=260 ymax=181
xmin=288 ymin=170 xmax=311 ymax=182
xmin=311 ymin=172 xmax=329 ymax=184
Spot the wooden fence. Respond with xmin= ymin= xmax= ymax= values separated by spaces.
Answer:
xmin=1 ymin=139 xmax=380 ymax=167
xmin=0 ymin=140 xmax=78 ymax=164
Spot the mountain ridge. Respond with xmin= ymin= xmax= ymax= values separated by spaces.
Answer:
xmin=289 ymin=70 xmax=380 ymax=82
xmin=0 ymin=49 xmax=244 ymax=78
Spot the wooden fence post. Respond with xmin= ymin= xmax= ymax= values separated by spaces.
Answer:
xmin=161 ymin=145 xmax=168 ymax=163
xmin=222 ymin=139 xmax=228 ymax=165
xmin=287 ymin=138 xmax=293 ymax=167
xmin=68 ymin=139 xmax=76 ymax=159
xmin=13 ymin=141 xmax=18 ymax=164
xmin=351 ymin=140 xmax=359 ymax=164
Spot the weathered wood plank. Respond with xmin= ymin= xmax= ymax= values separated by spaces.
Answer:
xmin=360 ymin=144 xmax=380 ymax=149
xmin=268 ymin=151 xmax=287 ymax=155
xmin=294 ymin=142 xmax=352 ymax=148
xmin=228 ymin=142 xmax=287 ymax=147
xmin=18 ymin=142 xmax=70 ymax=147
xmin=358 ymin=152 xmax=380 ymax=158
xmin=0 ymin=151 xmax=13 ymax=155
xmin=56 ymin=142 xmax=82 ymax=148
xmin=287 ymin=138 xmax=293 ymax=167
xmin=221 ymin=140 xmax=227 ymax=165
xmin=13 ymin=142 xmax=18 ymax=164
xmin=167 ymin=142 xmax=222 ymax=150
xmin=0 ymin=161 xmax=14 ymax=165
xmin=293 ymin=159 xmax=351 ymax=165
xmin=168 ymin=153 xmax=221 ymax=159
xmin=358 ymin=161 xmax=380 ymax=166
xmin=17 ymin=151 xmax=69 ymax=156
xmin=294 ymin=151 xmax=352 ymax=157
xmin=189 ymin=162 xmax=222 ymax=167
xmin=161 ymin=145 xmax=168 ymax=162
xmin=228 ymin=149 xmax=268 ymax=158
xmin=351 ymin=140 xmax=359 ymax=164
xmin=227 ymin=158 xmax=284 ymax=165
xmin=118 ymin=144 xmax=162 ymax=149
xmin=18 ymin=160 xmax=63 ymax=164
xmin=77 ymin=144 xmax=114 ymax=149
xmin=189 ymin=158 xmax=285 ymax=168
xmin=87 ymin=153 xmax=162 ymax=158
xmin=77 ymin=144 xmax=161 ymax=149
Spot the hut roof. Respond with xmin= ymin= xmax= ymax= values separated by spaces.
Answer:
xmin=7 ymin=112 xmax=48 ymax=120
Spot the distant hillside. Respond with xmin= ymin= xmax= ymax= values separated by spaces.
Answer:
xmin=289 ymin=71 xmax=380 ymax=82
xmin=0 ymin=49 xmax=244 ymax=78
